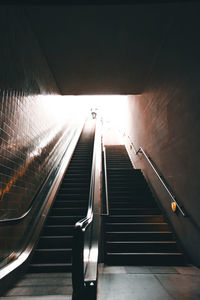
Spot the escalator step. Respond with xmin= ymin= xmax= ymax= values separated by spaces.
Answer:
xmin=29 ymin=263 xmax=72 ymax=273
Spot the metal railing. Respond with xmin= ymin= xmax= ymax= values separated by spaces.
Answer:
xmin=127 ymin=135 xmax=186 ymax=217
xmin=72 ymin=117 xmax=102 ymax=300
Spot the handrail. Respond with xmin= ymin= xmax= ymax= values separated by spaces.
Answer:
xmin=0 ymin=125 xmax=84 ymax=224
xmin=101 ymin=139 xmax=109 ymax=216
xmin=72 ymin=116 xmax=102 ymax=300
xmin=127 ymin=135 xmax=186 ymax=217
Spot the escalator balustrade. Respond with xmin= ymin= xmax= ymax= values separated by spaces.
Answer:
xmin=2 ymin=120 xmax=95 ymax=298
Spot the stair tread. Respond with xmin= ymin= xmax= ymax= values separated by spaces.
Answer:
xmin=106 ymin=222 xmax=168 ymax=225
xmin=106 ymin=231 xmax=172 ymax=233
xmin=35 ymin=248 xmax=72 ymax=251
xmin=107 ymin=252 xmax=183 ymax=255
xmin=30 ymin=263 xmax=72 ymax=266
xmin=40 ymin=235 xmax=73 ymax=238
xmin=107 ymin=241 xmax=177 ymax=244
xmin=108 ymin=215 xmax=163 ymax=217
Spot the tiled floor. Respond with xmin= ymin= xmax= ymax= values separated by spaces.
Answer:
xmin=97 ymin=265 xmax=200 ymax=300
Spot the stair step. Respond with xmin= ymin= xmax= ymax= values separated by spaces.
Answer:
xmin=43 ymin=225 xmax=74 ymax=235
xmin=56 ymin=194 xmax=89 ymax=200
xmin=53 ymin=200 xmax=88 ymax=208
xmin=105 ymin=252 xmax=185 ymax=265
xmin=58 ymin=188 xmax=89 ymax=195
xmin=46 ymin=216 xmax=84 ymax=225
xmin=110 ymin=202 xmax=157 ymax=208
xmin=109 ymin=208 xmax=160 ymax=215
xmin=50 ymin=208 xmax=87 ymax=216
xmin=28 ymin=263 xmax=72 ymax=273
xmin=107 ymin=215 xmax=164 ymax=223
xmin=105 ymin=222 xmax=170 ymax=231
xmin=60 ymin=182 xmax=90 ymax=187
xmin=32 ymin=249 xmax=72 ymax=263
xmin=106 ymin=231 xmax=174 ymax=241
xmin=37 ymin=236 xmax=73 ymax=248
xmin=106 ymin=241 xmax=179 ymax=252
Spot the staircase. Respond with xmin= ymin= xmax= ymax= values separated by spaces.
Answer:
xmin=104 ymin=145 xmax=185 ymax=266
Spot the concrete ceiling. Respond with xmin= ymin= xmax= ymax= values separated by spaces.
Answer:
xmin=26 ymin=2 xmax=195 ymax=95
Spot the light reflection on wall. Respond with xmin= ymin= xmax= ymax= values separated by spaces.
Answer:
xmin=0 ymin=92 xmax=88 ymax=219
xmin=0 ymin=93 xmax=128 ymax=218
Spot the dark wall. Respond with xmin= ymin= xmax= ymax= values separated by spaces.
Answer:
xmin=26 ymin=4 xmax=175 ymax=94
xmin=125 ymin=3 xmax=200 ymax=266
xmin=0 ymin=6 xmax=59 ymax=94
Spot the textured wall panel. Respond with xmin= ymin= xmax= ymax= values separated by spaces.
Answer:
xmin=0 ymin=92 xmax=81 ymax=261
xmin=0 ymin=6 xmax=73 ymax=262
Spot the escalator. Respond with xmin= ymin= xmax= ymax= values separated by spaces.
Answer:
xmin=1 ymin=119 xmax=95 ymax=298
xmin=104 ymin=145 xmax=185 ymax=266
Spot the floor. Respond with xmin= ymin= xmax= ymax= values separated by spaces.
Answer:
xmin=97 ymin=264 xmax=200 ymax=300
xmin=0 ymin=273 xmax=72 ymax=300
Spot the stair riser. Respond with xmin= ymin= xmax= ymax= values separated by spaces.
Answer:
xmin=38 ymin=237 xmax=73 ymax=248
xmin=109 ymin=202 xmax=157 ymax=208
xmin=28 ymin=265 xmax=72 ymax=273
xmin=106 ymin=242 xmax=178 ymax=253
xmin=32 ymin=250 xmax=72 ymax=263
xmin=56 ymin=194 xmax=89 ymax=200
xmin=58 ymin=188 xmax=89 ymax=194
xmin=107 ymin=216 xmax=164 ymax=223
xmin=46 ymin=217 xmax=83 ymax=225
xmin=106 ymin=232 xmax=174 ymax=241
xmin=53 ymin=201 xmax=87 ymax=208
xmin=109 ymin=209 xmax=160 ymax=215
xmin=43 ymin=226 xmax=74 ymax=236
xmin=50 ymin=208 xmax=87 ymax=216
xmin=106 ymin=224 xmax=170 ymax=231
xmin=105 ymin=254 xmax=185 ymax=266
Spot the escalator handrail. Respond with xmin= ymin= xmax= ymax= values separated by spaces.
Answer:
xmin=0 ymin=124 xmax=84 ymax=223
xmin=72 ymin=116 xmax=102 ymax=297
xmin=74 ymin=118 xmax=101 ymax=231
xmin=101 ymin=138 xmax=109 ymax=216
xmin=127 ymin=135 xmax=186 ymax=217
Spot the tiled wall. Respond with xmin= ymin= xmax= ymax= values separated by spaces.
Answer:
xmin=0 ymin=90 xmax=89 ymax=263
xmin=0 ymin=91 xmax=71 ymax=220
xmin=0 ymin=6 xmax=79 ymax=262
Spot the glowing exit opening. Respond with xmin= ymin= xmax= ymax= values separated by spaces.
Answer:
xmin=44 ymin=94 xmax=129 ymax=145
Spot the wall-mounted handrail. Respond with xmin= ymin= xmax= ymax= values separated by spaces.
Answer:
xmin=127 ymin=135 xmax=186 ymax=217
xmin=72 ymin=117 xmax=102 ymax=300
xmin=101 ymin=139 xmax=109 ymax=216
